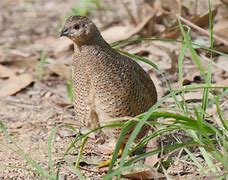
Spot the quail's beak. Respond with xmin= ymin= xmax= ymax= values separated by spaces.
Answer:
xmin=59 ymin=27 xmax=69 ymax=37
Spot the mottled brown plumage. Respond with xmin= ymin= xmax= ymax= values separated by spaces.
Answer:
xmin=60 ymin=15 xmax=157 ymax=143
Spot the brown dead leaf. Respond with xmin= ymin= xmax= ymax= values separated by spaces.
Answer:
xmin=127 ymin=15 xmax=156 ymax=38
xmin=8 ymin=57 xmax=38 ymax=70
xmin=145 ymin=137 xmax=159 ymax=167
xmin=149 ymin=73 xmax=164 ymax=98
xmin=0 ymin=64 xmax=16 ymax=78
xmin=207 ymin=104 xmax=218 ymax=118
xmin=120 ymin=0 xmax=137 ymax=25
xmin=216 ymin=55 xmax=228 ymax=72
xmin=191 ymin=8 xmax=218 ymax=28
xmin=214 ymin=45 xmax=228 ymax=54
xmin=96 ymin=145 xmax=113 ymax=155
xmin=10 ymin=49 xmax=30 ymax=58
xmin=48 ymin=63 xmax=71 ymax=80
xmin=161 ymin=0 xmax=182 ymax=14
xmin=0 ymin=74 xmax=33 ymax=97
xmin=221 ymin=0 xmax=228 ymax=5
xmin=159 ymin=28 xmax=181 ymax=39
xmin=214 ymin=18 xmax=228 ymax=41
xmin=161 ymin=47 xmax=178 ymax=74
xmin=217 ymin=79 xmax=228 ymax=86
xmin=101 ymin=26 xmax=129 ymax=43
xmin=159 ymin=8 xmax=217 ymax=39
xmin=102 ymin=14 xmax=156 ymax=42
xmin=123 ymin=168 xmax=165 ymax=180
xmin=54 ymin=38 xmax=73 ymax=56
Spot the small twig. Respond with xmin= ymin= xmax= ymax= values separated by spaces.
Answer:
xmin=221 ymin=0 xmax=228 ymax=6
xmin=123 ymin=14 xmax=155 ymax=39
xmin=119 ymin=0 xmax=137 ymax=25
xmin=179 ymin=159 xmax=199 ymax=166
xmin=79 ymin=166 xmax=107 ymax=173
xmin=176 ymin=15 xmax=228 ymax=46
xmin=200 ymin=55 xmax=226 ymax=71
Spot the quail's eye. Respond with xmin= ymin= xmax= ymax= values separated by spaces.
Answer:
xmin=74 ymin=24 xmax=80 ymax=29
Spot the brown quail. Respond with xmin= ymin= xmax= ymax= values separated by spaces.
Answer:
xmin=60 ymin=15 xmax=157 ymax=146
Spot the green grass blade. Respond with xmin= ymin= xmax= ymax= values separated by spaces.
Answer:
xmin=125 ymin=141 xmax=201 ymax=167
xmin=177 ymin=18 xmax=206 ymax=78
xmin=215 ymin=95 xmax=228 ymax=130
xmin=112 ymin=37 xmax=228 ymax=58
xmin=64 ymin=156 xmax=86 ymax=180
xmin=0 ymin=121 xmax=13 ymax=143
xmin=37 ymin=49 xmax=47 ymax=79
xmin=130 ymin=127 xmax=178 ymax=154
xmin=48 ymin=126 xmax=58 ymax=179
xmin=117 ymin=101 xmax=172 ymax=174
xmin=75 ymin=135 xmax=88 ymax=168
xmin=177 ymin=38 xmax=189 ymax=115
xmin=66 ymin=79 xmax=73 ymax=103
xmin=117 ymin=49 xmax=158 ymax=70
xmin=108 ymin=120 xmax=135 ymax=173
xmin=201 ymin=0 xmax=214 ymax=120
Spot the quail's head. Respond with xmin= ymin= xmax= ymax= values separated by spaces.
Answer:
xmin=60 ymin=15 xmax=99 ymax=45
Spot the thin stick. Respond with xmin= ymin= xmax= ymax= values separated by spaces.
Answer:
xmin=120 ymin=0 xmax=137 ymax=25
xmin=79 ymin=166 xmax=107 ymax=173
xmin=176 ymin=15 xmax=228 ymax=46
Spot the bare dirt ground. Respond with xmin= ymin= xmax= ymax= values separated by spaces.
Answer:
xmin=0 ymin=0 xmax=228 ymax=179
xmin=0 ymin=0 xmax=85 ymax=178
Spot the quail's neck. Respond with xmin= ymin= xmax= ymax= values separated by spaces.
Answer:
xmin=74 ymin=32 xmax=110 ymax=53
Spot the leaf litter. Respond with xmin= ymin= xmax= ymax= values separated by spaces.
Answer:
xmin=0 ymin=0 xmax=227 ymax=179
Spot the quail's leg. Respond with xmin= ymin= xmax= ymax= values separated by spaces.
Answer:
xmin=98 ymin=144 xmax=124 ymax=168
